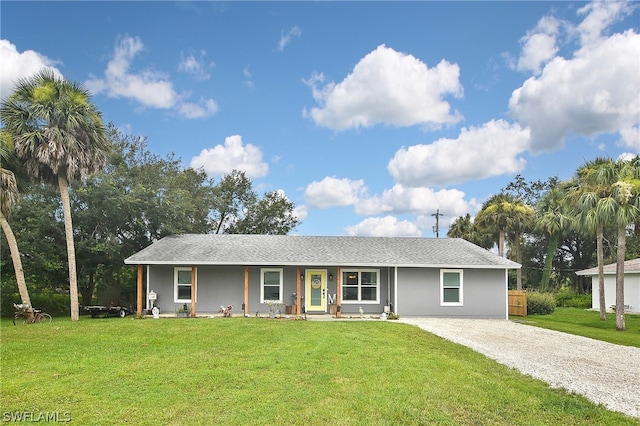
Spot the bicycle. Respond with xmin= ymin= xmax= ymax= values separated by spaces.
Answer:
xmin=13 ymin=303 xmax=52 ymax=325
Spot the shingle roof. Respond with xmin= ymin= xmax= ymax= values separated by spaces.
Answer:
xmin=124 ymin=234 xmax=520 ymax=269
xmin=575 ymin=258 xmax=640 ymax=276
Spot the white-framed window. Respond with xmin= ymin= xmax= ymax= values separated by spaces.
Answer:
xmin=261 ymin=268 xmax=283 ymax=303
xmin=342 ymin=269 xmax=379 ymax=304
xmin=440 ymin=269 xmax=463 ymax=306
xmin=174 ymin=267 xmax=196 ymax=303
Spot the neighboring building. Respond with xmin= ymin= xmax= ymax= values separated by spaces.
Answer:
xmin=124 ymin=234 xmax=520 ymax=319
xmin=576 ymin=258 xmax=640 ymax=314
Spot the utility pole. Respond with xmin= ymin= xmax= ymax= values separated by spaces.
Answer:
xmin=432 ymin=209 xmax=443 ymax=238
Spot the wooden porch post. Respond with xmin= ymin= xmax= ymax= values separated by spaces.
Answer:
xmin=244 ymin=266 xmax=249 ymax=316
xmin=136 ymin=264 xmax=143 ymax=316
xmin=296 ymin=266 xmax=301 ymax=315
xmin=190 ymin=266 xmax=196 ymax=317
xmin=336 ymin=266 xmax=342 ymax=318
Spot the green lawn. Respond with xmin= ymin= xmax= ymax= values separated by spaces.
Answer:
xmin=1 ymin=317 xmax=637 ymax=425
xmin=512 ymin=307 xmax=640 ymax=348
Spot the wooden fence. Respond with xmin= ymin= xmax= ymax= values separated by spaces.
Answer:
xmin=508 ymin=290 xmax=527 ymax=316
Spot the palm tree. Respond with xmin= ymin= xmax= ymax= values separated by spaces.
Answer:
xmin=610 ymin=158 xmax=640 ymax=331
xmin=447 ymin=213 xmax=494 ymax=249
xmin=534 ymin=186 xmax=573 ymax=292
xmin=475 ymin=193 xmax=534 ymax=290
xmin=1 ymin=70 xmax=108 ymax=321
xmin=571 ymin=158 xmax=618 ymax=321
xmin=0 ymin=129 xmax=32 ymax=308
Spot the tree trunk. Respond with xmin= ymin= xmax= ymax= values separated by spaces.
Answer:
xmin=615 ymin=224 xmax=625 ymax=331
xmin=596 ymin=225 xmax=606 ymax=320
xmin=58 ymin=174 xmax=80 ymax=321
xmin=80 ymin=270 xmax=95 ymax=307
xmin=0 ymin=211 xmax=32 ymax=308
xmin=498 ymin=228 xmax=505 ymax=258
xmin=540 ymin=232 xmax=559 ymax=292
xmin=515 ymin=230 xmax=523 ymax=291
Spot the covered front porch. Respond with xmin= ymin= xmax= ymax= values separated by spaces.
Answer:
xmin=134 ymin=264 xmax=395 ymax=318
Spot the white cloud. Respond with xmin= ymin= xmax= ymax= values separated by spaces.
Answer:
xmin=177 ymin=98 xmax=218 ymax=119
xmin=189 ymin=135 xmax=268 ymax=178
xmin=86 ymin=36 xmax=219 ymax=119
xmin=509 ymin=4 xmax=640 ymax=152
xmin=277 ymin=26 xmax=302 ymax=52
xmin=86 ymin=35 xmax=178 ymax=109
xmin=0 ymin=39 xmax=62 ymax=100
xmin=304 ymin=44 xmax=463 ymax=131
xmin=576 ymin=1 xmax=633 ymax=46
xmin=294 ymin=204 xmax=308 ymax=222
xmin=617 ymin=152 xmax=637 ymax=162
xmin=517 ymin=16 xmax=561 ymax=74
xmin=303 ymin=176 xmax=366 ymax=209
xmin=619 ymin=126 xmax=640 ymax=152
xmin=179 ymin=50 xmax=213 ymax=81
xmin=354 ymin=184 xmax=471 ymax=218
xmin=388 ymin=120 xmax=530 ymax=187
xmin=243 ymin=66 xmax=254 ymax=88
xmin=345 ymin=216 xmax=422 ymax=237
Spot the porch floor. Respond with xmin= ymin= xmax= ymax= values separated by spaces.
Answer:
xmin=147 ymin=312 xmax=384 ymax=321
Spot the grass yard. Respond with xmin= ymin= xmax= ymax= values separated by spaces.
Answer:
xmin=1 ymin=317 xmax=637 ymax=425
xmin=513 ymin=307 xmax=640 ymax=348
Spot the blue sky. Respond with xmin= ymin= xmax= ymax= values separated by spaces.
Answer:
xmin=2 ymin=1 xmax=639 ymax=237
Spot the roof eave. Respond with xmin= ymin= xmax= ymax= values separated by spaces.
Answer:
xmin=124 ymin=260 xmax=520 ymax=269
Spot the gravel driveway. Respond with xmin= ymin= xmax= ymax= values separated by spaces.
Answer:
xmin=398 ymin=318 xmax=640 ymax=419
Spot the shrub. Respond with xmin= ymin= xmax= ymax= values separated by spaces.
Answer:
xmin=527 ymin=292 xmax=556 ymax=315
xmin=555 ymin=288 xmax=591 ymax=309
xmin=1 ymin=293 xmax=70 ymax=318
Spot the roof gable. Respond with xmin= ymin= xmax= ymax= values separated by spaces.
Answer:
xmin=124 ymin=234 xmax=520 ymax=269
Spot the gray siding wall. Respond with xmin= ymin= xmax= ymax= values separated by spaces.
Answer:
xmin=397 ymin=267 xmax=507 ymax=319
xmin=147 ymin=265 xmax=392 ymax=315
xmin=147 ymin=264 xmax=504 ymax=317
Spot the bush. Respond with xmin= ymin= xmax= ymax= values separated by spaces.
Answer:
xmin=527 ymin=292 xmax=556 ymax=315
xmin=555 ymin=288 xmax=591 ymax=309
xmin=1 ymin=293 xmax=70 ymax=318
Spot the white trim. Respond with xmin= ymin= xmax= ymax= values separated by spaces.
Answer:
xmin=394 ymin=266 xmax=398 ymax=314
xmin=440 ymin=269 xmax=463 ymax=306
xmin=305 ymin=269 xmax=328 ymax=312
xmin=260 ymin=268 xmax=284 ymax=303
xmin=146 ymin=265 xmax=150 ymax=310
xmin=174 ymin=267 xmax=197 ymax=303
xmin=387 ymin=268 xmax=391 ymax=311
xmin=504 ymin=269 xmax=509 ymax=320
xmin=341 ymin=269 xmax=381 ymax=304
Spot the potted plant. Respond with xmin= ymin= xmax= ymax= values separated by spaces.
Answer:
xmin=266 ymin=300 xmax=284 ymax=319
xmin=176 ymin=304 xmax=190 ymax=317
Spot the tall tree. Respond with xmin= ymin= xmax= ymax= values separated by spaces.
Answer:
xmin=534 ymin=186 xmax=574 ymax=291
xmin=475 ymin=193 xmax=534 ymax=289
xmin=72 ymin=125 xmax=215 ymax=304
xmin=571 ymin=158 xmax=618 ymax=320
xmin=228 ymin=190 xmax=299 ymax=235
xmin=212 ymin=170 xmax=257 ymax=234
xmin=0 ymin=129 xmax=32 ymax=308
xmin=0 ymin=70 xmax=108 ymax=321
xmin=447 ymin=213 xmax=494 ymax=249
xmin=610 ymin=158 xmax=640 ymax=331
